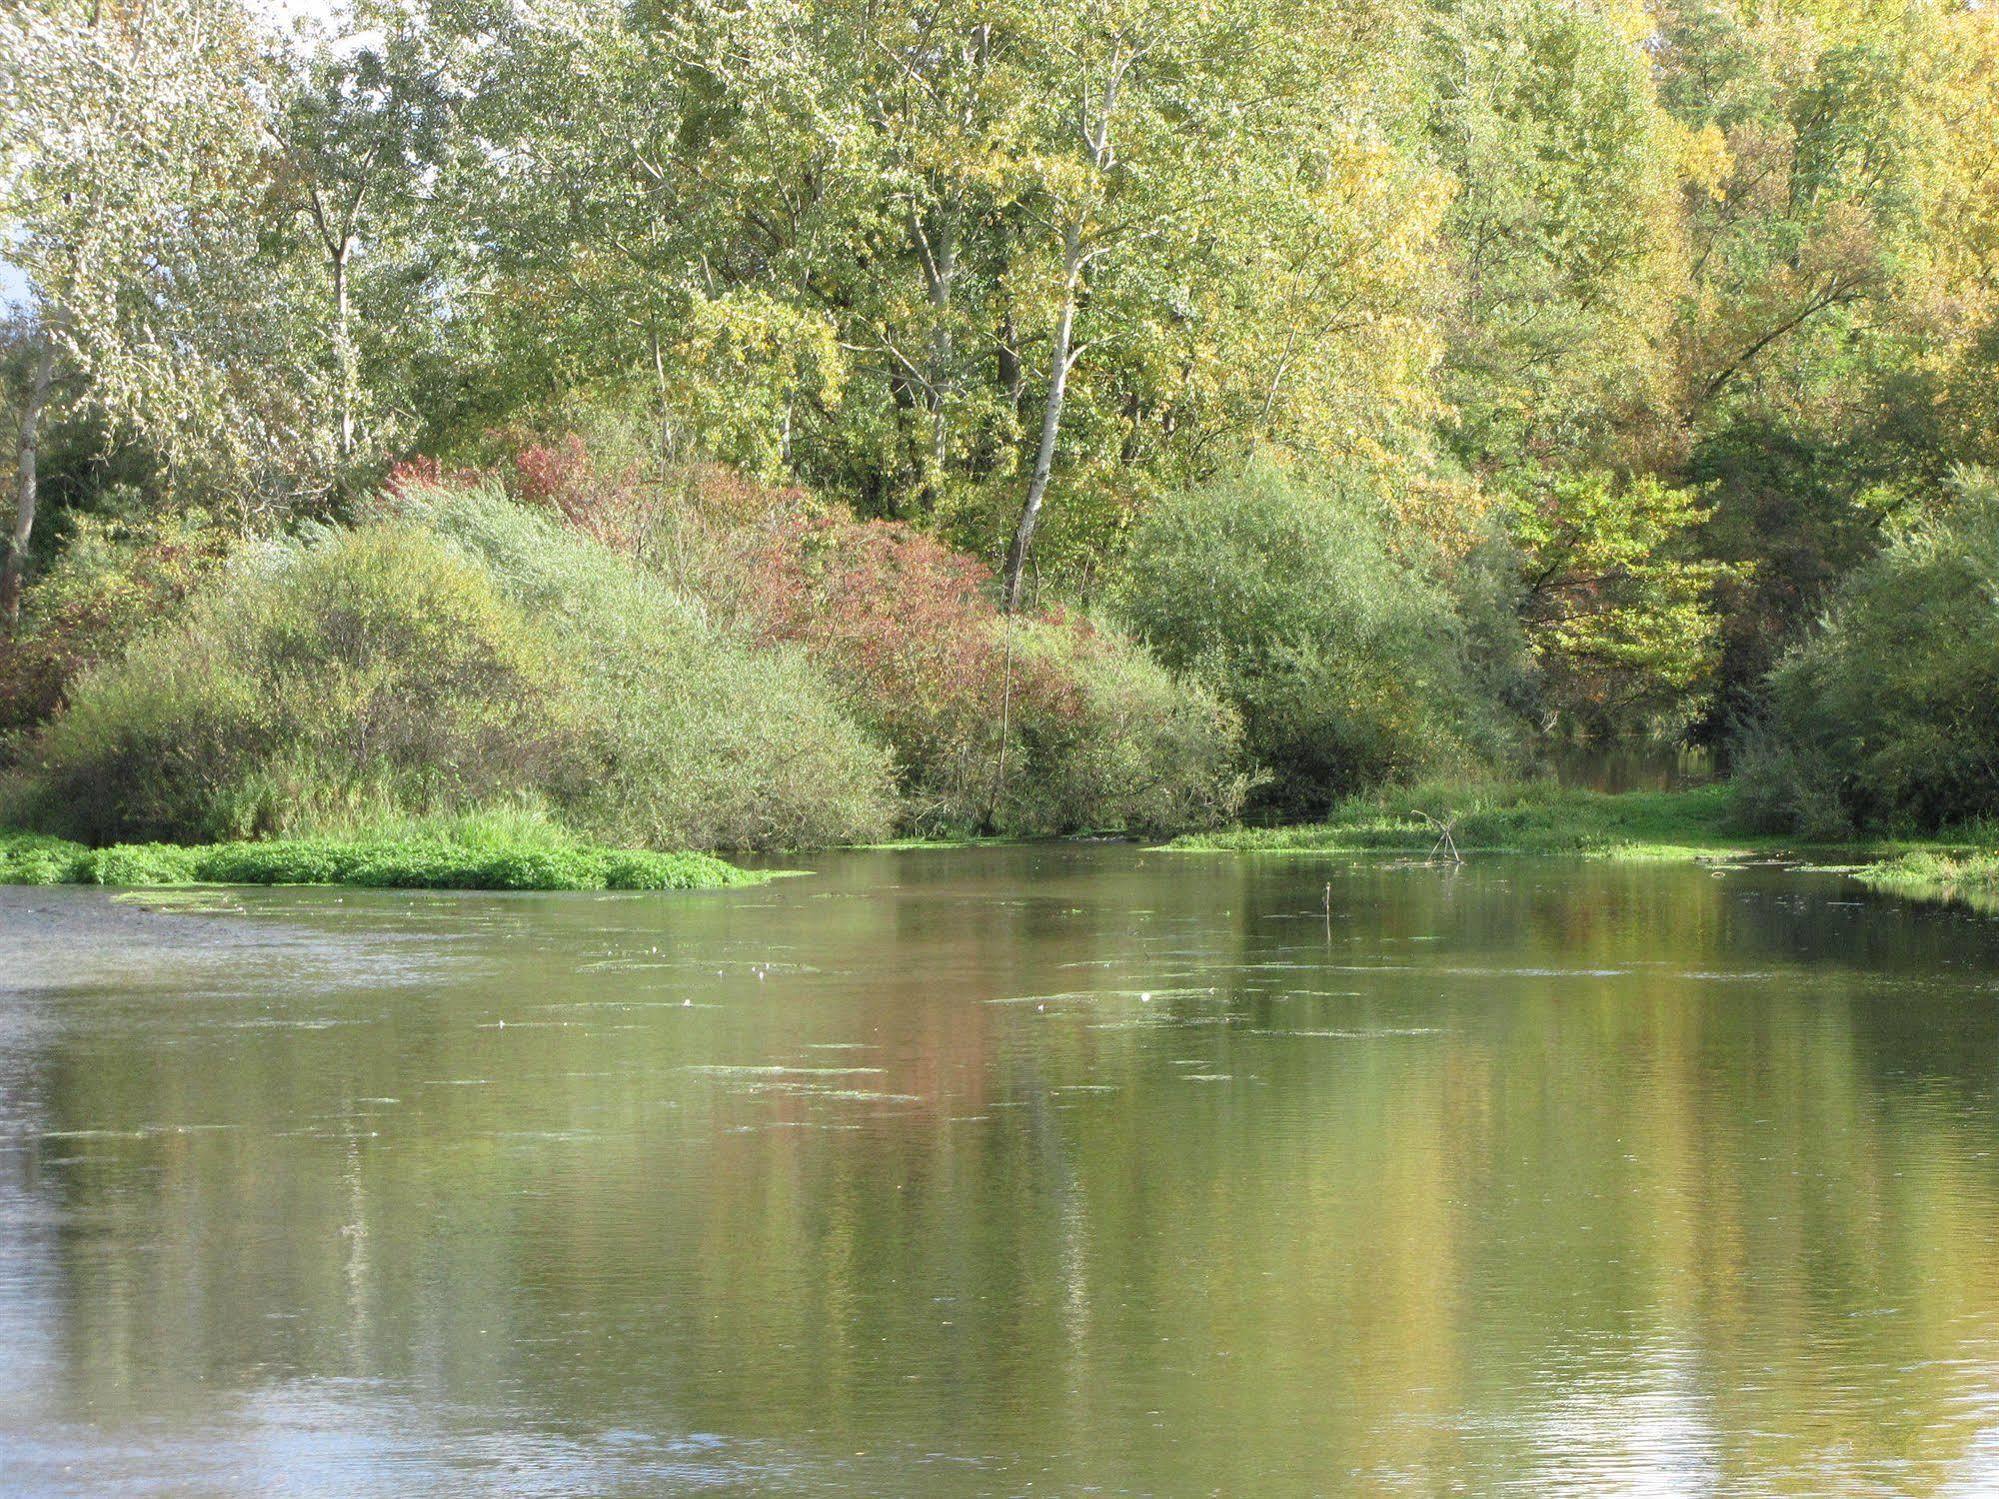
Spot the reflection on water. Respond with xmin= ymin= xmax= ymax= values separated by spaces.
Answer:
xmin=3 ymin=847 xmax=1999 ymax=1494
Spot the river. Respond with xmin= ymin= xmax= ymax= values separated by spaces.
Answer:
xmin=4 ymin=845 xmax=1999 ymax=1494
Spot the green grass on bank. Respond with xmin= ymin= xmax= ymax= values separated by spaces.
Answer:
xmin=1166 ymin=779 xmax=1999 ymax=913
xmin=0 ymin=826 xmax=760 ymax=893
xmin=1846 ymin=851 xmax=1999 ymax=916
xmin=1167 ymin=780 xmax=1769 ymax=859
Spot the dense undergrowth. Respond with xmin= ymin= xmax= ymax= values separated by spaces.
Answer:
xmin=7 ymin=438 xmax=1998 ymax=877
xmin=1171 ymin=778 xmax=1998 ymax=864
xmin=1848 ymin=852 xmax=1999 ymax=916
xmin=1737 ymin=471 xmax=1999 ymax=839
xmin=0 ymin=455 xmax=1248 ymax=853
xmin=1171 ymin=778 xmax=1999 ymax=915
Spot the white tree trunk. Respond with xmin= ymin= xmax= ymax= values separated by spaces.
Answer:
xmin=1 ymin=333 xmax=57 ymax=629
xmin=333 ymin=239 xmax=355 ymax=459
xmin=1004 ymin=227 xmax=1083 ymax=612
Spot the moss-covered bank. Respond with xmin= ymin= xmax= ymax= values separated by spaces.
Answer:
xmin=0 ymin=829 xmax=758 ymax=892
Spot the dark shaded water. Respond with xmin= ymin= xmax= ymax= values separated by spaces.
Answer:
xmin=4 ymin=847 xmax=1999 ymax=1495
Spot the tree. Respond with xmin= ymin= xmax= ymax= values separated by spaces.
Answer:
xmin=268 ymin=6 xmax=462 ymax=467
xmin=0 ymin=0 xmax=319 ymax=626
xmin=432 ymin=0 xmax=1438 ymax=598
xmin=1416 ymin=0 xmax=1681 ymax=473
xmin=1509 ymin=470 xmax=1732 ymax=735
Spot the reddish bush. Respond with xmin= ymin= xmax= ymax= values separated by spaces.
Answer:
xmin=508 ymin=434 xmax=663 ymax=555
xmin=743 ymin=515 xmax=1078 ymax=830
xmin=383 ymin=455 xmax=488 ymax=498
xmin=385 ymin=455 xmax=447 ymax=495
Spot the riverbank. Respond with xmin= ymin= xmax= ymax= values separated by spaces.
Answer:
xmin=0 ymin=829 xmax=760 ymax=892
xmin=1846 ymin=852 xmax=1999 ymax=916
xmin=1167 ymin=782 xmax=1769 ymax=858
xmin=1166 ymin=781 xmax=1999 ymax=913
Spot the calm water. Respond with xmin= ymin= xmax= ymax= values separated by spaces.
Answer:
xmin=4 ymin=847 xmax=1999 ymax=1496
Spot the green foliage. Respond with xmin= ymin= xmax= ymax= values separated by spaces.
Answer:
xmin=0 ymin=824 xmax=755 ymax=891
xmin=1508 ymin=470 xmax=1732 ymax=735
xmin=9 ymin=0 xmax=1999 ymax=831
xmin=9 ymin=486 xmax=895 ymax=850
xmin=1420 ymin=0 xmax=1678 ymax=469
xmin=998 ymin=618 xmax=1248 ymax=835
xmin=1850 ymin=848 xmax=1999 ymax=917
xmin=391 ymin=482 xmax=897 ymax=850
xmin=1172 ymin=778 xmax=1756 ymax=858
xmin=15 ymin=522 xmax=575 ymax=844
xmin=1740 ymin=469 xmax=1999 ymax=835
xmin=0 ymin=507 xmax=232 ymax=739
xmin=1115 ymin=463 xmax=1505 ymax=816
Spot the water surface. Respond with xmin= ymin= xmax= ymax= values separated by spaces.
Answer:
xmin=4 ymin=847 xmax=1999 ymax=1494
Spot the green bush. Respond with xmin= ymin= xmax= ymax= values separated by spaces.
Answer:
xmin=392 ymin=482 xmax=896 ymax=849
xmin=1740 ymin=469 xmax=1999 ymax=835
xmin=1113 ymin=462 xmax=1504 ymax=817
xmin=998 ymin=617 xmax=1248 ymax=833
xmin=9 ymin=484 xmax=896 ymax=850
xmin=13 ymin=524 xmax=573 ymax=844
xmin=0 ymin=508 xmax=232 ymax=742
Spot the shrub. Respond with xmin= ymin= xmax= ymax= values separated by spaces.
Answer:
xmin=374 ymin=482 xmax=897 ymax=849
xmin=14 ymin=524 xmax=578 ymax=844
xmin=0 ymin=509 xmax=232 ymax=741
xmin=737 ymin=511 xmax=1243 ymax=835
xmin=509 ymin=433 xmax=663 ymax=555
xmin=12 ymin=486 xmax=897 ymax=850
xmin=1114 ymin=462 xmax=1501 ymax=817
xmin=743 ymin=514 xmax=1017 ymax=831
xmin=998 ymin=617 xmax=1247 ymax=833
xmin=1738 ymin=468 xmax=1999 ymax=835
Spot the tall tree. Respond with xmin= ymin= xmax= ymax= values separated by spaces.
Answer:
xmin=1417 ymin=0 xmax=1681 ymax=475
xmin=268 ymin=8 xmax=461 ymax=467
xmin=0 ymin=0 xmax=288 ymax=625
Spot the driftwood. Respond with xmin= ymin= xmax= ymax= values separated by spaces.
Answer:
xmin=1412 ymin=810 xmax=1465 ymax=865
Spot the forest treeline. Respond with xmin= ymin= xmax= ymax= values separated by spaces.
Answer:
xmin=2 ymin=0 xmax=1997 ymax=848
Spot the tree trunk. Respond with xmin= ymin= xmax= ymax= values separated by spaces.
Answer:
xmin=333 ymin=240 xmax=355 ymax=459
xmin=1 ymin=334 xmax=57 ymax=631
xmin=1003 ymin=228 xmax=1082 ymax=613
xmin=925 ymin=210 xmax=956 ymax=474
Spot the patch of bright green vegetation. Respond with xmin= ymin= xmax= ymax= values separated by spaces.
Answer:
xmin=1167 ymin=780 xmax=1769 ymax=860
xmin=0 ymin=825 xmax=759 ymax=892
xmin=1846 ymin=850 xmax=1999 ymax=917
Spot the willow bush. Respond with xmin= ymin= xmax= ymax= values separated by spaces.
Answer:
xmin=8 ymin=486 xmax=896 ymax=849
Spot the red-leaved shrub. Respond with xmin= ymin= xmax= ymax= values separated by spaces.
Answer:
xmin=508 ymin=434 xmax=667 ymax=556
xmin=745 ymin=514 xmax=1102 ymax=831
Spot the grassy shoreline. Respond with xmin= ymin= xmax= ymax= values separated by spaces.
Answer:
xmin=0 ymin=829 xmax=761 ymax=893
xmin=1165 ymin=781 xmax=1999 ymax=913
